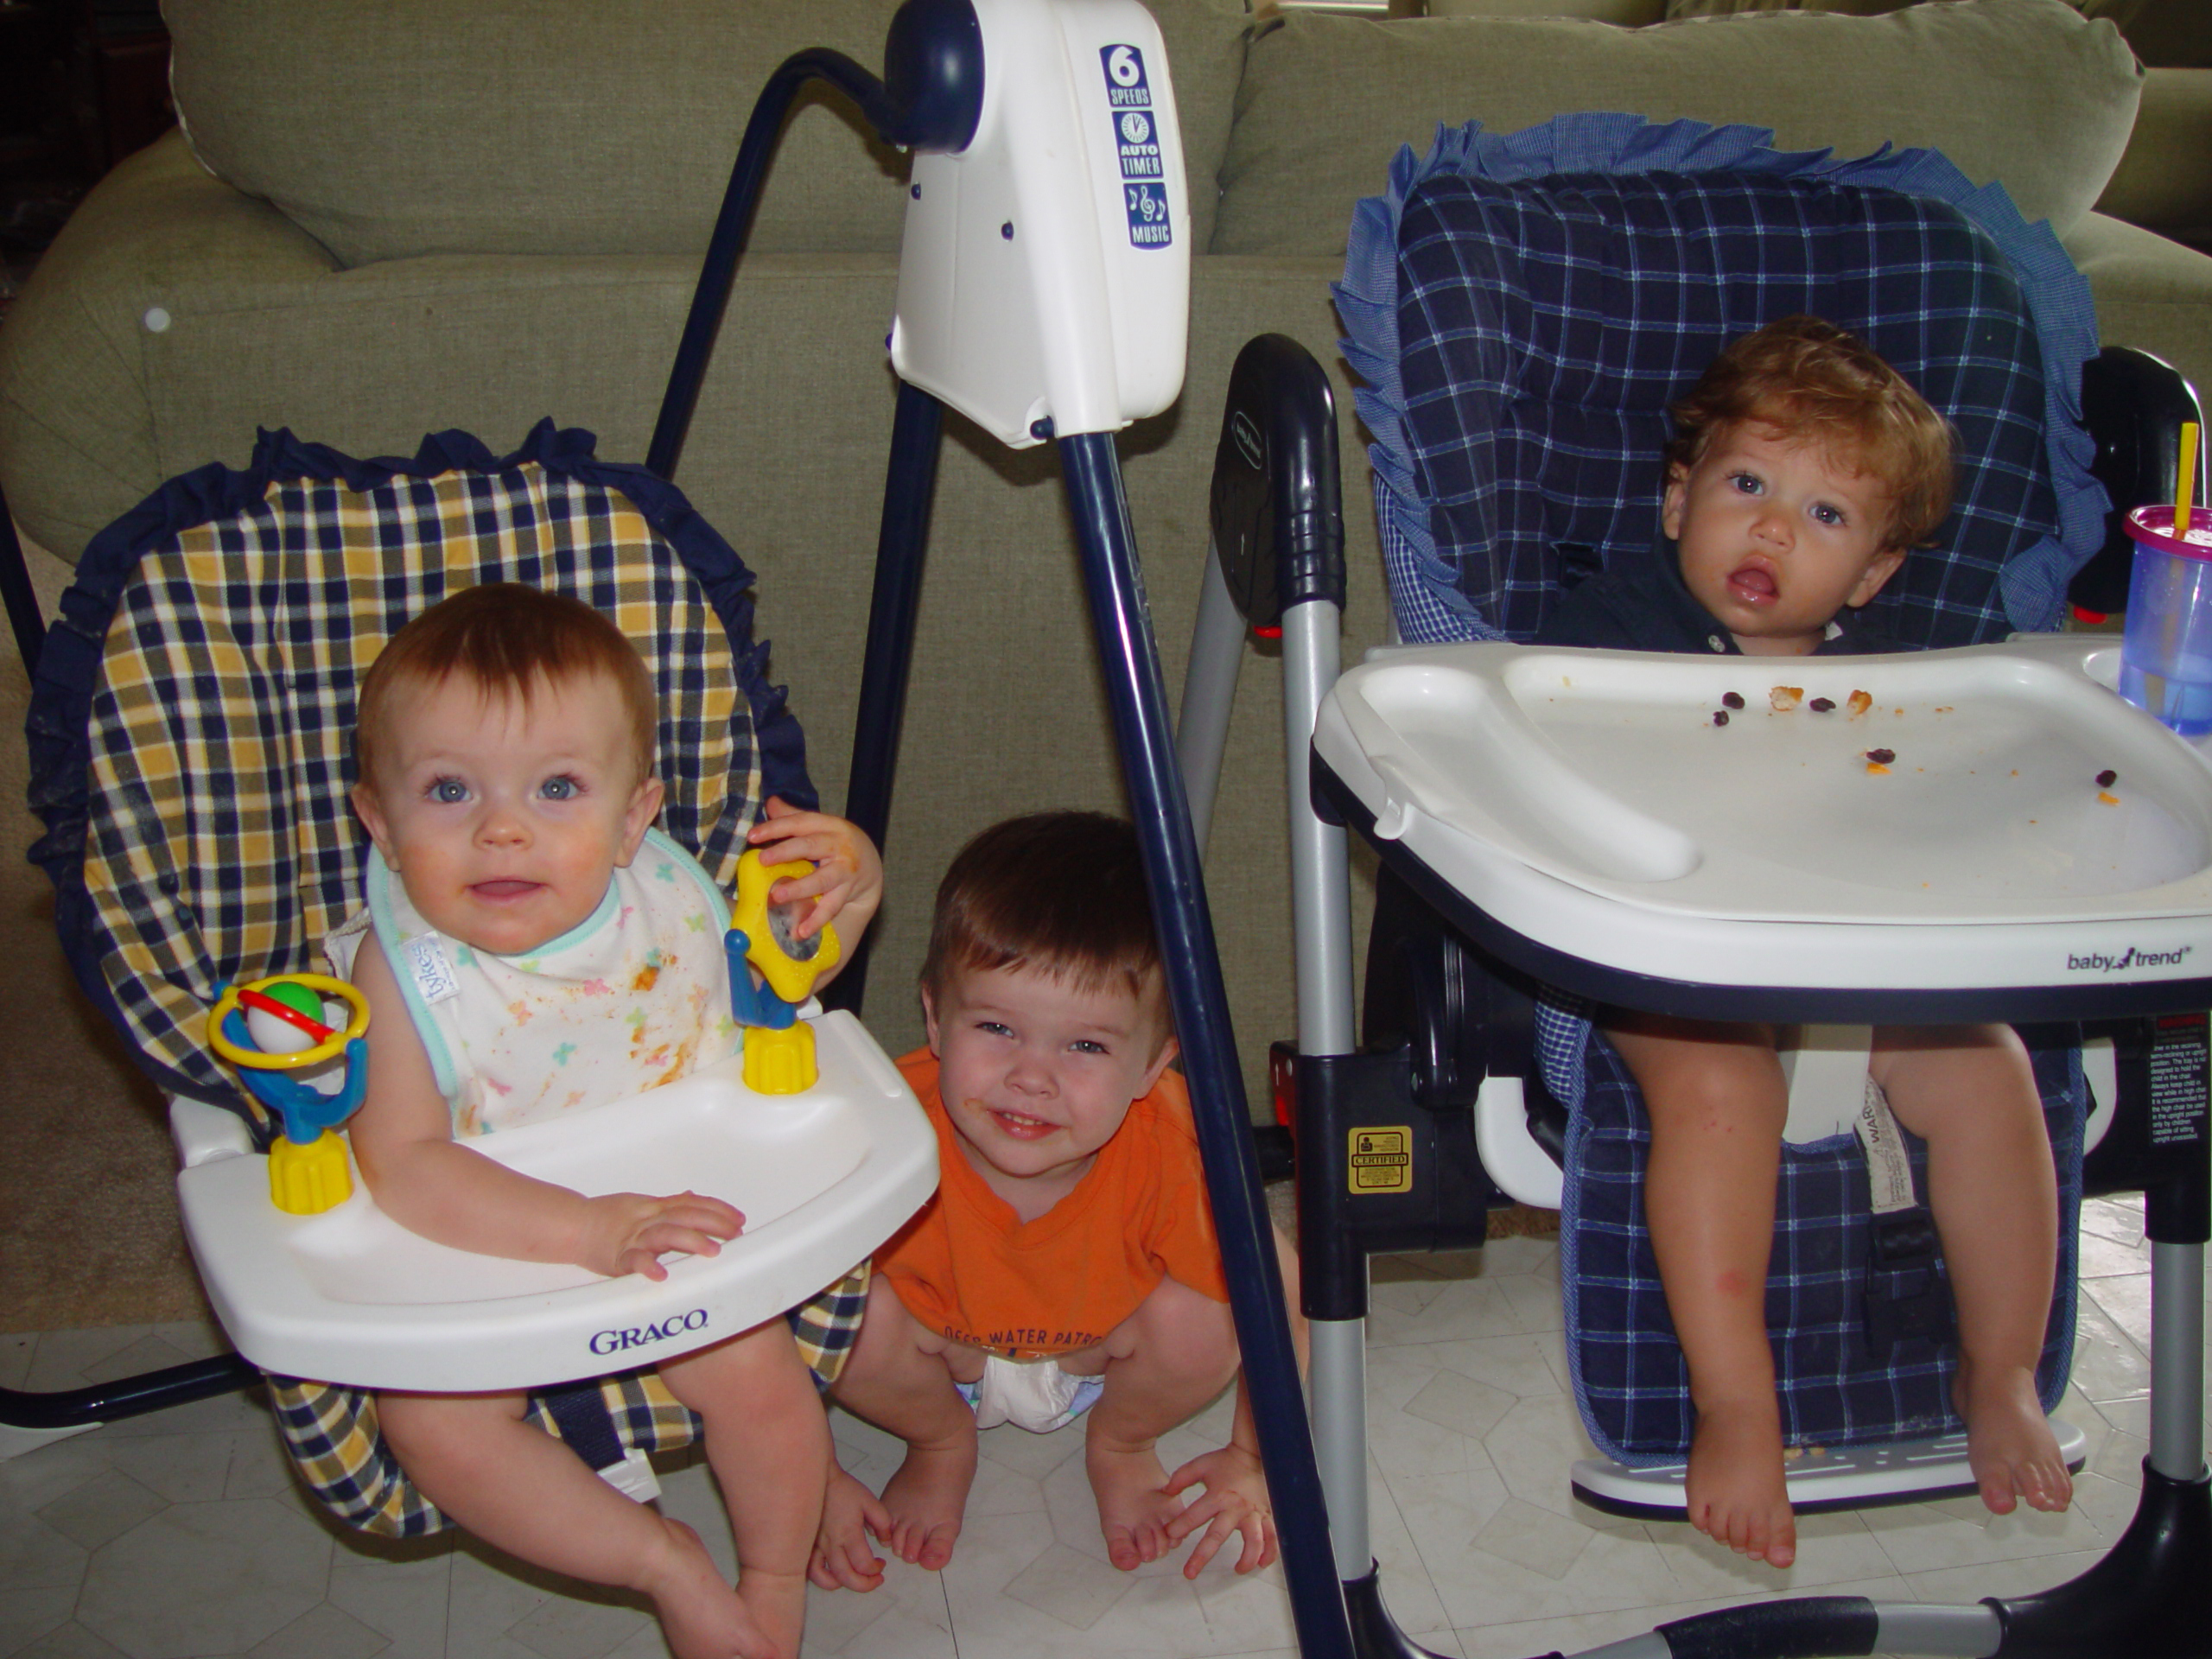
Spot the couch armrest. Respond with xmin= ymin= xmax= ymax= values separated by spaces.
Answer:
xmin=2095 ymin=67 xmax=2212 ymax=236
xmin=0 ymin=131 xmax=340 ymax=563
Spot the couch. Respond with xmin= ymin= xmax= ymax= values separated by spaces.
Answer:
xmin=0 ymin=0 xmax=2192 ymax=1093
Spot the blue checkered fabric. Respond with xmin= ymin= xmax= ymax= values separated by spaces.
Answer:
xmin=1335 ymin=116 xmax=2104 ymax=1458
xmin=1337 ymin=118 xmax=2106 ymax=646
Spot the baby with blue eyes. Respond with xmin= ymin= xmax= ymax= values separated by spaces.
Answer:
xmin=333 ymin=582 xmax=881 ymax=1659
xmin=1535 ymin=318 xmax=2073 ymax=1568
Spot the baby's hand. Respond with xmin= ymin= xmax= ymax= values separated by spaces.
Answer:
xmin=575 ymin=1191 xmax=744 ymax=1281
xmin=747 ymin=797 xmax=884 ymax=948
xmin=1161 ymin=1444 xmax=1277 ymax=1578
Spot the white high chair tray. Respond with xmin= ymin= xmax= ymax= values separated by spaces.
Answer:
xmin=177 ymin=1012 xmax=936 ymax=1393
xmin=1313 ymin=635 xmax=2212 ymax=995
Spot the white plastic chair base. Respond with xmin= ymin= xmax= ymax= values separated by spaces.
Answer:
xmin=1571 ymin=1417 xmax=2088 ymax=1520
xmin=177 ymin=1011 xmax=936 ymax=1394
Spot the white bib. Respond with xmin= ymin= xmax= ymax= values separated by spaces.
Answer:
xmin=328 ymin=828 xmax=739 ymax=1137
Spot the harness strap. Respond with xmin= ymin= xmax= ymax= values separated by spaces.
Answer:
xmin=1856 ymin=1076 xmax=1956 ymax=1358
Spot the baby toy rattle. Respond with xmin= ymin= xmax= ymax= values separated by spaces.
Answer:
xmin=725 ymin=849 xmax=842 ymax=1094
xmin=207 ymin=973 xmax=371 ymax=1215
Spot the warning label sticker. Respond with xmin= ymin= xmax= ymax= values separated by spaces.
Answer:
xmin=1349 ymin=1127 xmax=1414 ymax=1193
xmin=2150 ymin=1013 xmax=2209 ymax=1147
xmin=1100 ymin=44 xmax=1172 ymax=250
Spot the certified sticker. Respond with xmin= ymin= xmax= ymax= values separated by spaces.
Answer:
xmin=1349 ymin=1127 xmax=1414 ymax=1193
xmin=1100 ymin=43 xmax=1172 ymax=250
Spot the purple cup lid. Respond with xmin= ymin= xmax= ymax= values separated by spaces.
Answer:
xmin=2126 ymin=505 xmax=2212 ymax=562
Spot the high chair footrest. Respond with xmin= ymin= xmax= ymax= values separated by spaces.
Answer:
xmin=1570 ymin=1418 xmax=2088 ymax=1521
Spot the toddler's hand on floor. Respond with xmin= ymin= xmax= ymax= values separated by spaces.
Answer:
xmin=1162 ymin=1445 xmax=1277 ymax=1578
xmin=748 ymin=798 xmax=884 ymax=951
xmin=576 ymin=1191 xmax=744 ymax=1281
xmin=810 ymin=1465 xmax=893 ymax=1592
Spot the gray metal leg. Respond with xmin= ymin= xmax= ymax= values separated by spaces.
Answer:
xmin=1280 ymin=594 xmax=1373 ymax=1580
xmin=1310 ymin=1315 xmax=1372 ymax=1580
xmin=1177 ymin=542 xmax=1246 ymax=851
xmin=1281 ymin=597 xmax=1355 ymax=1058
xmin=2149 ymin=1241 xmax=2207 ymax=1481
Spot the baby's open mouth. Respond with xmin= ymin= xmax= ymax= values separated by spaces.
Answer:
xmin=1726 ymin=563 xmax=1778 ymax=606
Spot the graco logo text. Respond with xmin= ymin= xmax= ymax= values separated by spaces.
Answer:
xmin=2068 ymin=944 xmax=2195 ymax=973
xmin=589 ymin=1308 xmax=708 ymax=1356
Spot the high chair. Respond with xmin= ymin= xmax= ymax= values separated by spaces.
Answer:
xmin=1178 ymin=115 xmax=2212 ymax=1658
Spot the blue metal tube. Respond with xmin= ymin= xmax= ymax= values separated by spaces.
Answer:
xmin=648 ymin=48 xmax=894 ymax=481
xmin=1057 ymin=430 xmax=1352 ymax=1659
xmin=823 ymin=380 xmax=945 ymax=1016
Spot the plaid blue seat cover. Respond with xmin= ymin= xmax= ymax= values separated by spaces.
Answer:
xmin=26 ymin=422 xmax=869 ymax=1531
xmin=1335 ymin=117 xmax=2104 ymax=1461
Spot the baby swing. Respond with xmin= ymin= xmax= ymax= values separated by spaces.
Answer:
xmin=1177 ymin=116 xmax=2212 ymax=1656
xmin=14 ymin=419 xmax=931 ymax=1525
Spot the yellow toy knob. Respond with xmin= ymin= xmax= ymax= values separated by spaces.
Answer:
xmin=269 ymin=1129 xmax=353 ymax=1214
xmin=730 ymin=850 xmax=839 ymax=1007
xmin=744 ymin=1021 xmax=818 ymax=1095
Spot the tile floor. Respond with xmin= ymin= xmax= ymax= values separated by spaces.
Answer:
xmin=0 ymin=1195 xmax=2185 ymax=1659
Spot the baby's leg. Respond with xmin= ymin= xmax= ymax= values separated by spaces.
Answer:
xmin=1069 ymin=1274 xmax=1242 ymax=1571
xmin=822 ymin=1272 xmax=983 ymax=1572
xmin=1606 ymin=1012 xmax=1796 ymax=1568
xmin=1873 ymin=1025 xmax=2071 ymax=1516
xmin=658 ymin=1318 xmax=832 ymax=1657
xmin=378 ymin=1389 xmax=773 ymax=1659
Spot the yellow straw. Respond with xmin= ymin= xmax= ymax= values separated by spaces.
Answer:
xmin=2178 ymin=420 xmax=2201 ymax=534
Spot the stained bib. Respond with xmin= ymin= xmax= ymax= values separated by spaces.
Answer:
xmin=328 ymin=829 xmax=739 ymax=1136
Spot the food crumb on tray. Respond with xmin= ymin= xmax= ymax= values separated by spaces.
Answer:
xmin=1847 ymin=690 xmax=1873 ymax=717
xmin=2098 ymin=791 xmax=2120 ymax=806
xmin=1769 ymin=686 xmax=1803 ymax=711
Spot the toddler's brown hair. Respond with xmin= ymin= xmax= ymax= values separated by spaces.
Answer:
xmin=921 ymin=811 xmax=1164 ymax=1014
xmin=353 ymin=583 xmax=657 ymax=791
xmin=1666 ymin=315 xmax=1955 ymax=550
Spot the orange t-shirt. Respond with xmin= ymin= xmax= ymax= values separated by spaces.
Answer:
xmin=877 ymin=1047 xmax=1230 ymax=1358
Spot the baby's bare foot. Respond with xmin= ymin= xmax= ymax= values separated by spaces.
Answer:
xmin=1087 ymin=1440 xmax=1184 ymax=1572
xmin=644 ymin=1516 xmax=779 ymax=1659
xmin=880 ymin=1433 xmax=977 ymax=1571
xmin=1686 ymin=1402 xmax=1796 ymax=1568
xmin=1956 ymin=1357 xmax=2073 ymax=1516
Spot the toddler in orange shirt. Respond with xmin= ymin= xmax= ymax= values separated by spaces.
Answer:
xmin=810 ymin=811 xmax=1298 ymax=1589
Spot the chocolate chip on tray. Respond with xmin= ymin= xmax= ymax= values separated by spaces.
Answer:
xmin=1713 ymin=709 xmax=1730 ymax=727
xmin=1866 ymin=748 xmax=1896 ymax=766
xmin=2096 ymin=769 xmax=2118 ymax=789
xmin=1808 ymin=696 xmax=1835 ymax=713
xmin=1721 ymin=691 xmax=1745 ymax=710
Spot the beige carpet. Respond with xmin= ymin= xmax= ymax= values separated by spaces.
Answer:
xmin=0 ymin=541 xmax=213 ymax=1332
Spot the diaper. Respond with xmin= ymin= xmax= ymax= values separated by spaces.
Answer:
xmin=955 ymin=1354 xmax=1105 ymax=1433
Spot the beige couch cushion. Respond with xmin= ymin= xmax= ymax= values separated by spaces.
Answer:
xmin=1216 ymin=0 xmax=2139 ymax=255
xmin=168 ymin=0 xmax=1249 ymax=267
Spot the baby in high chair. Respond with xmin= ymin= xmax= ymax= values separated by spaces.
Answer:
xmin=333 ymin=582 xmax=882 ymax=1659
xmin=810 ymin=810 xmax=1298 ymax=1589
xmin=1536 ymin=316 xmax=2074 ymax=1567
